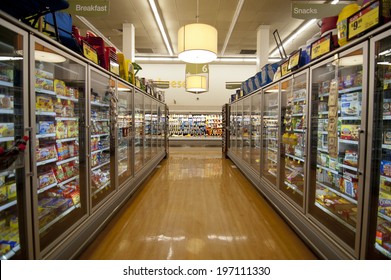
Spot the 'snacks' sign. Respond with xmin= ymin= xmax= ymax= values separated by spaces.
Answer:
xmin=291 ymin=3 xmax=347 ymax=19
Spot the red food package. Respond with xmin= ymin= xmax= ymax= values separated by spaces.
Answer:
xmin=62 ymin=162 xmax=75 ymax=179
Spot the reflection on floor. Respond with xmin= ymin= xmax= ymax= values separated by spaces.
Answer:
xmin=79 ymin=147 xmax=317 ymax=260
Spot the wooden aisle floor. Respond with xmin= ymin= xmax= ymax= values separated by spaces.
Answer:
xmin=79 ymin=147 xmax=317 ymax=260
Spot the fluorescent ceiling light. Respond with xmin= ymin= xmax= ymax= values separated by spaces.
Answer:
xmin=270 ymin=19 xmax=317 ymax=57
xmin=331 ymin=0 xmax=339 ymax=4
xmin=216 ymin=57 xmax=257 ymax=63
xmin=135 ymin=57 xmax=180 ymax=62
xmin=148 ymin=0 xmax=173 ymax=56
xmin=220 ymin=0 xmax=245 ymax=56
xmin=118 ymin=86 xmax=131 ymax=91
xmin=338 ymin=55 xmax=363 ymax=66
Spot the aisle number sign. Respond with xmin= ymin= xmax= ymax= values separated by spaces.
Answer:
xmin=347 ymin=0 xmax=380 ymax=41
xmin=311 ymin=33 xmax=331 ymax=61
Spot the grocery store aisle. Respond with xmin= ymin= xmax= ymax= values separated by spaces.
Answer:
xmin=79 ymin=147 xmax=317 ymax=260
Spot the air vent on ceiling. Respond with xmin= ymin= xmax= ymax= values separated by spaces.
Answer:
xmin=240 ymin=49 xmax=256 ymax=55
xmin=136 ymin=48 xmax=154 ymax=54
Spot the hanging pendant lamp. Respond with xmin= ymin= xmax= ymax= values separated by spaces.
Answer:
xmin=186 ymin=75 xmax=207 ymax=93
xmin=178 ymin=0 xmax=218 ymax=64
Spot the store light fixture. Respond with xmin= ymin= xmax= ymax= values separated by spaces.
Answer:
xmin=338 ymin=55 xmax=363 ymax=66
xmin=186 ymin=75 xmax=207 ymax=93
xmin=148 ymin=0 xmax=173 ymax=56
xmin=0 ymin=55 xmax=23 ymax=61
xmin=331 ymin=0 xmax=339 ymax=4
xmin=178 ymin=0 xmax=218 ymax=64
xmin=379 ymin=49 xmax=391 ymax=56
xmin=270 ymin=19 xmax=317 ymax=57
xmin=220 ymin=0 xmax=245 ymax=56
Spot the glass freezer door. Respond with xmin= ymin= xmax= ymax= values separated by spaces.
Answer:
xmin=365 ymin=31 xmax=391 ymax=259
xmin=242 ymin=97 xmax=251 ymax=165
xmin=250 ymin=93 xmax=261 ymax=174
xmin=229 ymin=103 xmax=236 ymax=153
xmin=90 ymin=71 xmax=115 ymax=206
xmin=32 ymin=39 xmax=87 ymax=254
xmin=308 ymin=45 xmax=366 ymax=254
xmin=144 ymin=96 xmax=152 ymax=164
xmin=151 ymin=101 xmax=158 ymax=156
xmin=236 ymin=100 xmax=243 ymax=158
xmin=0 ymin=20 xmax=30 ymax=259
xmin=262 ymin=84 xmax=279 ymax=186
xmin=117 ymin=82 xmax=133 ymax=186
xmin=134 ymin=90 xmax=144 ymax=173
xmin=280 ymin=73 xmax=308 ymax=209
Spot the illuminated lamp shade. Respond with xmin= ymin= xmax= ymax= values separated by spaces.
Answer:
xmin=186 ymin=75 xmax=207 ymax=93
xmin=178 ymin=23 xmax=218 ymax=64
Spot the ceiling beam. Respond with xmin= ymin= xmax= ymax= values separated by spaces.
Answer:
xmin=220 ymin=0 xmax=245 ymax=56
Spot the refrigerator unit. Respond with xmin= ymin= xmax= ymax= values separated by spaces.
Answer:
xmin=242 ymin=97 xmax=251 ymax=165
xmin=0 ymin=18 xmax=31 ymax=259
xmin=134 ymin=90 xmax=144 ymax=174
xmin=279 ymin=72 xmax=308 ymax=209
xmin=250 ymin=93 xmax=261 ymax=174
xmin=117 ymin=81 xmax=133 ymax=187
xmin=262 ymin=83 xmax=279 ymax=186
xmin=89 ymin=70 xmax=115 ymax=207
xmin=363 ymin=29 xmax=391 ymax=259
xmin=308 ymin=43 xmax=367 ymax=256
xmin=31 ymin=37 xmax=88 ymax=256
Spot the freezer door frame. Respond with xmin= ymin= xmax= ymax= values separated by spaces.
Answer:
xmin=0 ymin=18 xmax=34 ymax=259
xmin=306 ymin=42 xmax=369 ymax=258
xmin=88 ymin=67 xmax=118 ymax=211
xmin=361 ymin=28 xmax=391 ymax=259
xmin=29 ymin=35 xmax=89 ymax=259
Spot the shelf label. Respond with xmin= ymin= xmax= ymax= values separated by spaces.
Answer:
xmin=281 ymin=60 xmax=291 ymax=76
xmin=311 ymin=33 xmax=331 ymax=60
xmin=288 ymin=50 xmax=301 ymax=70
xmin=347 ymin=0 xmax=380 ymax=40
xmin=82 ymin=41 xmax=98 ymax=64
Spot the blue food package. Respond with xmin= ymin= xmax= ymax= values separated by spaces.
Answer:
xmin=380 ymin=160 xmax=391 ymax=177
xmin=38 ymin=121 xmax=55 ymax=134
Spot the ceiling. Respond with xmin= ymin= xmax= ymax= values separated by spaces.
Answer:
xmin=72 ymin=0 xmax=360 ymax=62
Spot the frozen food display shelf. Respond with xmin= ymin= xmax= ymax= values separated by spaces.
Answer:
xmin=0 ymin=170 xmax=14 ymax=177
xmin=382 ymin=144 xmax=391 ymax=150
xmin=1 ymin=244 xmax=20 ymax=260
xmin=39 ymin=204 xmax=80 ymax=234
xmin=292 ymin=113 xmax=305 ymax=117
xmin=0 ymin=136 xmax=14 ymax=143
xmin=0 ymin=109 xmax=14 ymax=114
xmin=286 ymin=154 xmax=305 ymax=162
xmin=267 ymin=157 xmax=277 ymax=163
xmin=338 ymin=86 xmax=362 ymax=94
xmin=293 ymin=97 xmax=306 ymax=102
xmin=91 ymin=147 xmax=110 ymax=155
xmin=293 ymin=129 xmax=305 ymax=133
xmin=92 ymin=133 xmax=109 ymax=138
xmin=93 ymin=119 xmax=110 ymax=122
xmin=92 ymin=161 xmax=110 ymax=171
xmin=319 ymin=93 xmax=329 ymax=99
xmin=36 ymin=111 xmax=56 ymax=117
xmin=284 ymin=181 xmax=304 ymax=196
xmin=92 ymin=180 xmax=111 ymax=196
xmin=339 ymin=164 xmax=358 ymax=172
xmin=35 ymin=89 xmax=56 ymax=96
xmin=0 ymin=80 xmax=13 ymax=88
xmin=57 ymin=156 xmax=78 ymax=166
xmin=340 ymin=116 xmax=361 ymax=121
xmin=91 ymin=101 xmax=110 ymax=107
xmin=316 ymin=181 xmax=357 ymax=204
xmin=378 ymin=212 xmax=391 ymax=223
xmin=0 ymin=199 xmax=16 ymax=212
xmin=37 ymin=133 xmax=56 ymax=139
xmin=380 ymin=175 xmax=391 ymax=183
xmin=319 ymin=131 xmax=329 ymax=135
xmin=339 ymin=139 xmax=359 ymax=145
xmin=318 ymin=111 xmax=329 ymax=116
xmin=58 ymin=175 xmax=79 ymax=187
xmin=36 ymin=157 xmax=57 ymax=166
xmin=317 ymin=164 xmax=339 ymax=175
xmin=318 ymin=147 xmax=329 ymax=153
xmin=37 ymin=182 xmax=57 ymax=194
xmin=268 ymin=170 xmax=277 ymax=177
xmin=56 ymin=95 xmax=78 ymax=102
xmin=118 ymin=169 xmax=127 ymax=177
xmin=55 ymin=117 xmax=78 ymax=121
xmin=375 ymin=243 xmax=391 ymax=259
xmin=56 ymin=137 xmax=77 ymax=143
xmin=314 ymin=202 xmax=356 ymax=232
xmin=383 ymin=116 xmax=391 ymax=120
